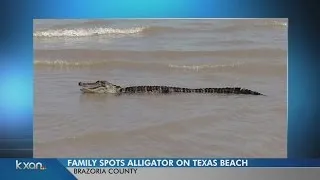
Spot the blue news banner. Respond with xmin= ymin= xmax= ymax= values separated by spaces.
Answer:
xmin=60 ymin=158 xmax=320 ymax=168
xmin=1 ymin=158 xmax=320 ymax=179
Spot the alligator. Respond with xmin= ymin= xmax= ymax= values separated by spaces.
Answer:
xmin=78 ymin=80 xmax=264 ymax=95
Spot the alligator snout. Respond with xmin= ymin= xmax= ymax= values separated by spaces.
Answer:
xmin=78 ymin=81 xmax=100 ymax=87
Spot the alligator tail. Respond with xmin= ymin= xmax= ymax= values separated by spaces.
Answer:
xmin=121 ymin=86 xmax=264 ymax=95
xmin=191 ymin=88 xmax=264 ymax=95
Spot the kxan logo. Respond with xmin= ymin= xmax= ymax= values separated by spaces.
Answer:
xmin=16 ymin=160 xmax=46 ymax=170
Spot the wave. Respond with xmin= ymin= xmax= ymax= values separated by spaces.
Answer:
xmin=215 ymin=20 xmax=287 ymax=33
xmin=33 ymin=19 xmax=288 ymax=38
xmin=33 ymin=25 xmax=189 ymax=38
xmin=34 ymin=59 xmax=148 ymax=66
xmin=35 ymin=59 xmax=104 ymax=66
xmin=269 ymin=21 xmax=288 ymax=27
xmin=34 ymin=59 xmax=166 ymax=71
xmin=34 ymin=59 xmax=249 ymax=76
xmin=169 ymin=62 xmax=286 ymax=77
xmin=34 ymin=59 xmax=244 ymax=69
xmin=33 ymin=26 xmax=147 ymax=37
xmin=34 ymin=58 xmax=286 ymax=77
xmin=169 ymin=62 xmax=245 ymax=71
xmin=35 ymin=48 xmax=287 ymax=61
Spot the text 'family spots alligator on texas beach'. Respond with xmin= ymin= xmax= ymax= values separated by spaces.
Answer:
xmin=78 ymin=81 xmax=265 ymax=96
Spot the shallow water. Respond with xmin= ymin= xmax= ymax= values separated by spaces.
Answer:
xmin=34 ymin=19 xmax=287 ymax=157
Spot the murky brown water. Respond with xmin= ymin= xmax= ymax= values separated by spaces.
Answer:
xmin=34 ymin=19 xmax=287 ymax=157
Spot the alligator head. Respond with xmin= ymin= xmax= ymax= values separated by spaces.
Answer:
xmin=78 ymin=80 xmax=122 ymax=94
